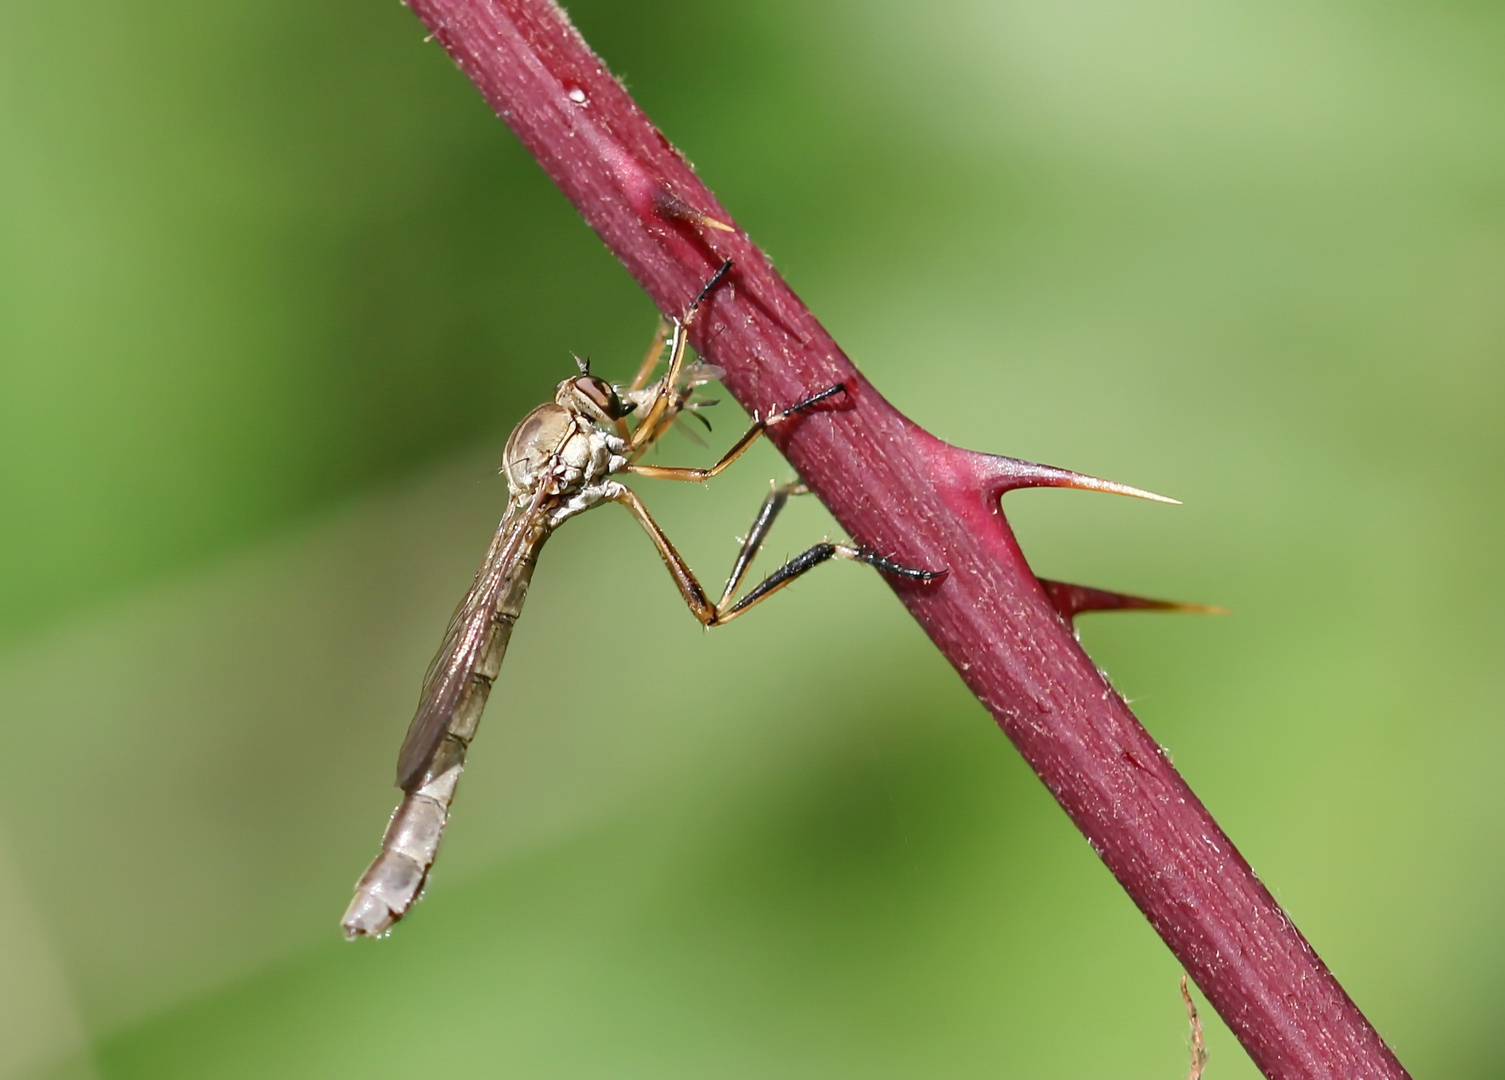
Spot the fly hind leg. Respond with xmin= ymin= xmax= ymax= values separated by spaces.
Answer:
xmin=613 ymin=482 xmax=941 ymax=628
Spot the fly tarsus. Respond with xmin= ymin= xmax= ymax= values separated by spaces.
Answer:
xmin=768 ymin=382 xmax=847 ymax=422
xmin=838 ymin=545 xmax=946 ymax=581
xmin=723 ymin=542 xmax=943 ymax=620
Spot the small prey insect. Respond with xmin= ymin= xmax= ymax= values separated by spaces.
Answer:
xmin=343 ymin=262 xmax=940 ymax=938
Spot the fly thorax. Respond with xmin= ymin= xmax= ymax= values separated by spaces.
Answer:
xmin=502 ymin=402 xmax=576 ymax=497
xmin=549 ymin=422 xmax=613 ymax=489
xmin=501 ymin=394 xmax=627 ymax=499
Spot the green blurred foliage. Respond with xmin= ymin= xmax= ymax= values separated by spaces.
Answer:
xmin=0 ymin=0 xmax=1501 ymax=1076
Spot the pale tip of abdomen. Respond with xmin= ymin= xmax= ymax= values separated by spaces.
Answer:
xmin=342 ymin=849 xmax=426 ymax=939
xmin=342 ymin=892 xmax=396 ymax=939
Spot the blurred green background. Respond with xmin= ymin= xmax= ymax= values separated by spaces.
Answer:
xmin=0 ymin=0 xmax=1500 ymax=1076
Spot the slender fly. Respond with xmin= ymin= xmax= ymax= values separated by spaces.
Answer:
xmin=343 ymin=262 xmax=940 ymax=938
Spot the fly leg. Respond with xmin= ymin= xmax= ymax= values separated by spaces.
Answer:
xmin=629 ymin=260 xmax=732 ymax=453
xmin=718 ymin=539 xmax=941 ymax=622
xmin=712 ymin=482 xmax=941 ymax=619
xmin=627 ymin=384 xmax=846 ymax=483
xmin=613 ymin=483 xmax=941 ymax=629
xmin=613 ymin=318 xmax=674 ymax=442
xmin=718 ymin=481 xmax=807 ymax=608
xmin=628 ymin=317 xmax=672 ymax=394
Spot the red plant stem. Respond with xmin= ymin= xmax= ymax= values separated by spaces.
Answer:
xmin=402 ymin=2 xmax=1408 ymax=1077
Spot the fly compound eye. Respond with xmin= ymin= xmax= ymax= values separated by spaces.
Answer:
xmin=574 ymin=375 xmax=633 ymax=420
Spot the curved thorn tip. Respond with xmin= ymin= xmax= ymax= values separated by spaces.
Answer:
xmin=969 ymin=453 xmax=1179 ymax=504
xmin=694 ymin=213 xmax=735 ymax=232
xmin=1040 ymin=579 xmax=1226 ymax=623
xmin=1069 ymin=476 xmax=1181 ymax=505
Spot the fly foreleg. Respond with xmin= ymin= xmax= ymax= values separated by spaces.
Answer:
xmin=628 ymin=317 xmax=672 ymax=394
xmin=629 ymin=261 xmax=733 ymax=452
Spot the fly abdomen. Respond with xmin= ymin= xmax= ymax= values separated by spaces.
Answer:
xmin=342 ymin=732 xmax=470 ymax=939
xmin=345 ymin=534 xmax=542 ymax=938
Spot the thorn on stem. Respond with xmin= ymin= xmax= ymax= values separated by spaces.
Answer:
xmin=655 ymin=188 xmax=735 ymax=232
xmin=1039 ymin=579 xmax=1226 ymax=624
xmin=970 ymin=452 xmax=1180 ymax=505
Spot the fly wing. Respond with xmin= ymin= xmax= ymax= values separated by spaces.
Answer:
xmin=394 ymin=493 xmax=547 ymax=790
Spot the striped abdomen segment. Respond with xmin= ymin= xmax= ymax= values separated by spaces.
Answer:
xmin=342 ymin=542 xmax=540 ymax=939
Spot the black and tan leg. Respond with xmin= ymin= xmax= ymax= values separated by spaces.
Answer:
xmin=717 ymin=481 xmax=806 ymax=607
xmin=721 ymin=539 xmax=939 ymax=620
xmin=612 ymin=482 xmax=940 ymax=629
xmin=627 ymin=383 xmax=846 ymax=483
